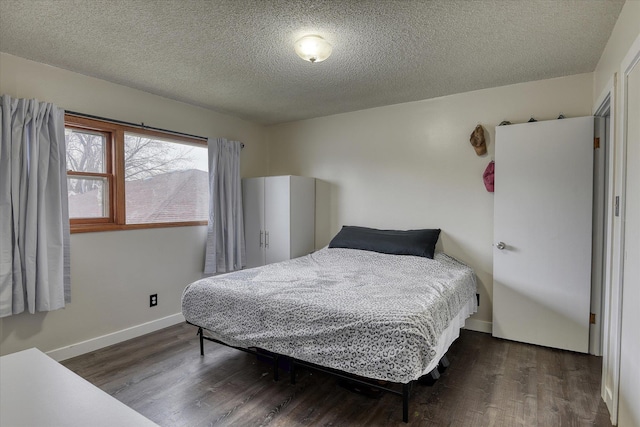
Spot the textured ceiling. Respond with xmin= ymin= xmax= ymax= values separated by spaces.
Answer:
xmin=0 ymin=0 xmax=625 ymax=125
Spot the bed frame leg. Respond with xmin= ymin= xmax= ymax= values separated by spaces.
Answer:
xmin=402 ymin=382 xmax=410 ymax=423
xmin=430 ymin=367 xmax=441 ymax=381
xmin=290 ymin=360 xmax=296 ymax=384
xmin=197 ymin=327 xmax=204 ymax=356
xmin=439 ymin=355 xmax=450 ymax=370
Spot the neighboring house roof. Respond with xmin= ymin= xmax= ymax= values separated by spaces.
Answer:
xmin=68 ymin=169 xmax=208 ymax=223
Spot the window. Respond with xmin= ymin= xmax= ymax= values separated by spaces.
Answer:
xmin=65 ymin=115 xmax=208 ymax=232
xmin=65 ymin=126 xmax=113 ymax=222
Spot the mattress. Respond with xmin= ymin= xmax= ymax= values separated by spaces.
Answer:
xmin=182 ymin=247 xmax=477 ymax=383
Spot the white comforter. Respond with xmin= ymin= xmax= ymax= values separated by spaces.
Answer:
xmin=182 ymin=247 xmax=477 ymax=383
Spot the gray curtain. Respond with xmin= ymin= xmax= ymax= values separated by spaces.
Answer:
xmin=204 ymin=138 xmax=245 ymax=274
xmin=0 ymin=95 xmax=71 ymax=317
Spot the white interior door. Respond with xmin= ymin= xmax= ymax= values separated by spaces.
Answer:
xmin=493 ymin=117 xmax=594 ymax=353
xmin=265 ymin=176 xmax=291 ymax=265
xmin=243 ymin=178 xmax=265 ymax=268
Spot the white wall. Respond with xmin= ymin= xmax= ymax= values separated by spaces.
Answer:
xmin=592 ymin=2 xmax=640 ymax=426
xmin=266 ymin=73 xmax=594 ymax=329
xmin=594 ymin=1 xmax=640 ymax=102
xmin=0 ymin=53 xmax=267 ymax=358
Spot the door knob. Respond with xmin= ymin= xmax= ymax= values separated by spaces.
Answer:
xmin=495 ymin=242 xmax=506 ymax=250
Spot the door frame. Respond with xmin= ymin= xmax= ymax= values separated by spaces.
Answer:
xmin=590 ymin=115 xmax=607 ymax=357
xmin=597 ymin=32 xmax=640 ymax=426
xmin=616 ymin=32 xmax=640 ymax=427
xmin=593 ymin=77 xmax=620 ymax=423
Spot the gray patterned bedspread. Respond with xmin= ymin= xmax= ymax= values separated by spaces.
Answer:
xmin=182 ymin=247 xmax=476 ymax=383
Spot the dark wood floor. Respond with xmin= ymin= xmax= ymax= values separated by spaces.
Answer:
xmin=62 ymin=323 xmax=612 ymax=426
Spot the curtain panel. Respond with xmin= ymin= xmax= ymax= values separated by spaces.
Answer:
xmin=0 ymin=95 xmax=71 ymax=317
xmin=204 ymin=138 xmax=245 ymax=274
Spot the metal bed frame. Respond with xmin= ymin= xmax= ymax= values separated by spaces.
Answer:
xmin=191 ymin=323 xmax=448 ymax=423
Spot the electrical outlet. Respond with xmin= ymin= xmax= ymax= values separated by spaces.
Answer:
xmin=476 ymin=293 xmax=480 ymax=306
xmin=150 ymin=294 xmax=158 ymax=307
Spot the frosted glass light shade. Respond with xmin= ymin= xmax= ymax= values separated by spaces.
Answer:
xmin=294 ymin=35 xmax=332 ymax=63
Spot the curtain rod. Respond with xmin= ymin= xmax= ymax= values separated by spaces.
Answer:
xmin=65 ymin=110 xmax=244 ymax=148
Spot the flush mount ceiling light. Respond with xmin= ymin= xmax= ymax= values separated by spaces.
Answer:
xmin=294 ymin=35 xmax=332 ymax=63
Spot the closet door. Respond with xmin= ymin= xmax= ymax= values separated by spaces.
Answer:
xmin=264 ymin=176 xmax=291 ymax=264
xmin=493 ymin=116 xmax=593 ymax=353
xmin=289 ymin=176 xmax=316 ymax=258
xmin=243 ymin=177 xmax=265 ymax=268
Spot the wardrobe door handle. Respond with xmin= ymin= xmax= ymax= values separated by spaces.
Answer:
xmin=259 ymin=231 xmax=263 ymax=247
xmin=265 ymin=231 xmax=269 ymax=248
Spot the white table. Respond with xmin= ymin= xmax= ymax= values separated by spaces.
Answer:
xmin=0 ymin=348 xmax=159 ymax=427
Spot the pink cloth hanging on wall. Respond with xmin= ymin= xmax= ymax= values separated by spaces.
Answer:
xmin=483 ymin=161 xmax=495 ymax=192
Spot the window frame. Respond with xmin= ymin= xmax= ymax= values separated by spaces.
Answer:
xmin=65 ymin=114 xmax=209 ymax=233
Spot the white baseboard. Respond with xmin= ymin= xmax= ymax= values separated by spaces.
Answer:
xmin=47 ymin=313 xmax=185 ymax=362
xmin=463 ymin=318 xmax=492 ymax=334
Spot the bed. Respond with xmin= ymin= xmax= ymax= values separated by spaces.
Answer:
xmin=181 ymin=227 xmax=477 ymax=422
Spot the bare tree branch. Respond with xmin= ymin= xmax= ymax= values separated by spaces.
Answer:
xmin=65 ymin=130 xmax=202 ymax=195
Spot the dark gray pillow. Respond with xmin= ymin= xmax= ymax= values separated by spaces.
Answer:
xmin=329 ymin=226 xmax=441 ymax=259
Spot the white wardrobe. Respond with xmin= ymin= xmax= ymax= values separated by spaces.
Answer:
xmin=242 ymin=176 xmax=315 ymax=268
